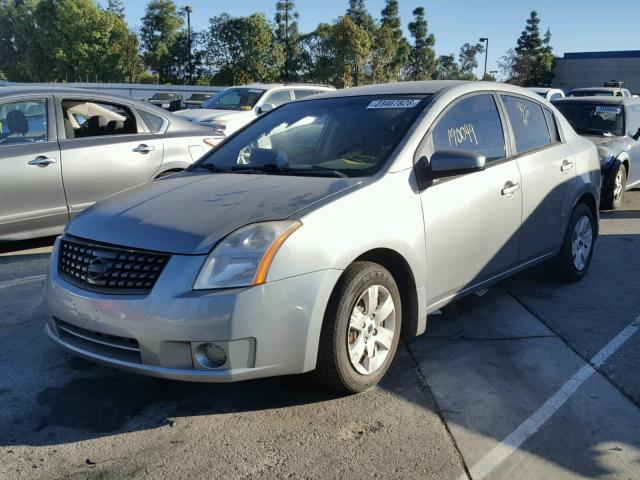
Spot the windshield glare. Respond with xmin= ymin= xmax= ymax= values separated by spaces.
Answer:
xmin=202 ymin=88 xmax=266 ymax=111
xmin=556 ymin=103 xmax=625 ymax=137
xmin=195 ymin=95 xmax=429 ymax=177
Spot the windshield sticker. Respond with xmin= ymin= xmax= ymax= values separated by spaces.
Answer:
xmin=367 ymin=99 xmax=421 ymax=109
xmin=516 ymin=102 xmax=530 ymax=126
xmin=595 ymin=105 xmax=621 ymax=114
xmin=448 ymin=123 xmax=478 ymax=147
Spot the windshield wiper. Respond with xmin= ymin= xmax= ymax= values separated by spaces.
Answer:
xmin=189 ymin=163 xmax=228 ymax=173
xmin=576 ymin=127 xmax=615 ymax=137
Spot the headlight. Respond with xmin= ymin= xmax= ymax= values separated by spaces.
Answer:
xmin=193 ymin=221 xmax=301 ymax=290
xmin=597 ymin=146 xmax=614 ymax=165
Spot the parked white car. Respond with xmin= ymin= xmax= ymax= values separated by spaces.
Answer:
xmin=174 ymin=83 xmax=334 ymax=145
xmin=528 ymin=87 xmax=565 ymax=101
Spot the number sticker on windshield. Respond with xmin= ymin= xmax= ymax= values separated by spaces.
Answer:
xmin=367 ymin=99 xmax=421 ymax=109
xmin=595 ymin=106 xmax=621 ymax=114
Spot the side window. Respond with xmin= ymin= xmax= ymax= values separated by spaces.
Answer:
xmin=0 ymin=99 xmax=48 ymax=145
xmin=293 ymin=89 xmax=317 ymax=100
xmin=264 ymin=90 xmax=292 ymax=107
xmin=431 ymin=94 xmax=506 ymax=161
xmin=61 ymin=99 xmax=138 ymax=139
xmin=501 ymin=95 xmax=551 ymax=153
xmin=543 ymin=108 xmax=560 ymax=143
xmin=550 ymin=93 xmax=563 ymax=102
xmin=627 ymin=105 xmax=640 ymax=138
xmin=137 ymin=109 xmax=165 ymax=133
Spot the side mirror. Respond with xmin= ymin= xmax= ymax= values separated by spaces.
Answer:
xmin=415 ymin=149 xmax=486 ymax=189
xmin=258 ymin=103 xmax=275 ymax=114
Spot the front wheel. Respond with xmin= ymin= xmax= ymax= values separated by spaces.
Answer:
xmin=545 ymin=203 xmax=595 ymax=282
xmin=315 ymin=262 xmax=402 ymax=393
xmin=602 ymin=162 xmax=627 ymax=210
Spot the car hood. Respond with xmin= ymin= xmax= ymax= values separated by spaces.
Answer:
xmin=584 ymin=135 xmax=628 ymax=152
xmin=173 ymin=109 xmax=251 ymax=123
xmin=66 ymin=172 xmax=360 ymax=255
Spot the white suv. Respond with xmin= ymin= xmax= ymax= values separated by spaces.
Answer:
xmin=174 ymin=83 xmax=334 ymax=144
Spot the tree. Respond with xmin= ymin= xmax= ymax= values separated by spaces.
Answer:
xmin=275 ymin=1 xmax=301 ymax=81
xmin=505 ymin=11 xmax=554 ymax=86
xmin=370 ymin=25 xmax=396 ymax=83
xmin=0 ymin=0 xmax=39 ymax=81
xmin=206 ymin=13 xmax=284 ymax=85
xmin=434 ymin=42 xmax=484 ymax=80
xmin=140 ymin=0 xmax=183 ymax=84
xmin=106 ymin=0 xmax=125 ymax=19
xmin=380 ymin=0 xmax=410 ymax=81
xmin=346 ymin=0 xmax=376 ymax=36
xmin=406 ymin=7 xmax=436 ymax=80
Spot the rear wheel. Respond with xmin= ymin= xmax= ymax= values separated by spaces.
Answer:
xmin=315 ymin=262 xmax=401 ymax=393
xmin=602 ymin=162 xmax=626 ymax=210
xmin=545 ymin=203 xmax=595 ymax=282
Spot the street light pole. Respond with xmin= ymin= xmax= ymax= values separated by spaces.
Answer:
xmin=479 ymin=37 xmax=489 ymax=81
xmin=185 ymin=5 xmax=193 ymax=85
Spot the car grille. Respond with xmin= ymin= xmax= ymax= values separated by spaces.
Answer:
xmin=58 ymin=236 xmax=170 ymax=295
xmin=54 ymin=318 xmax=142 ymax=364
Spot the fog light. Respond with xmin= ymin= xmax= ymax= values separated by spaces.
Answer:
xmin=197 ymin=343 xmax=227 ymax=369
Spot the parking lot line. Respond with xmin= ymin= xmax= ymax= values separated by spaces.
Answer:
xmin=461 ymin=315 xmax=640 ymax=480
xmin=0 ymin=274 xmax=46 ymax=290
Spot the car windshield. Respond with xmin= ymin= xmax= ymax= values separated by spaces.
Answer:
xmin=555 ymin=102 xmax=625 ymax=137
xmin=569 ymin=90 xmax=613 ymax=97
xmin=151 ymin=93 xmax=175 ymax=101
xmin=193 ymin=95 xmax=430 ymax=177
xmin=201 ymin=88 xmax=266 ymax=111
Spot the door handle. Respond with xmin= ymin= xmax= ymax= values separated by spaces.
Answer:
xmin=133 ymin=144 xmax=155 ymax=154
xmin=561 ymin=159 xmax=574 ymax=172
xmin=27 ymin=156 xmax=57 ymax=167
xmin=501 ymin=181 xmax=520 ymax=196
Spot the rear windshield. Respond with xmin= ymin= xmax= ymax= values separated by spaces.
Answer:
xmin=568 ymin=90 xmax=613 ymax=97
xmin=202 ymin=88 xmax=266 ymax=111
xmin=194 ymin=95 xmax=430 ymax=177
xmin=555 ymin=103 xmax=625 ymax=137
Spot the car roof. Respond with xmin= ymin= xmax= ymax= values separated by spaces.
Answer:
xmin=528 ymin=87 xmax=561 ymax=93
xmin=227 ymin=83 xmax=334 ymax=91
xmin=553 ymin=96 xmax=640 ymax=106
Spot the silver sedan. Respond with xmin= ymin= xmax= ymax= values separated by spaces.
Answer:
xmin=0 ymin=87 xmax=215 ymax=241
xmin=44 ymin=81 xmax=601 ymax=392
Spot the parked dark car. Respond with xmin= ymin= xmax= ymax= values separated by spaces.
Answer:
xmin=0 ymin=87 xmax=215 ymax=241
xmin=148 ymin=92 xmax=183 ymax=111
xmin=554 ymin=96 xmax=640 ymax=209
xmin=182 ymin=93 xmax=215 ymax=109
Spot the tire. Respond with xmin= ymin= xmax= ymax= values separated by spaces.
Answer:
xmin=545 ymin=203 xmax=595 ymax=282
xmin=315 ymin=261 xmax=402 ymax=393
xmin=602 ymin=162 xmax=627 ymax=210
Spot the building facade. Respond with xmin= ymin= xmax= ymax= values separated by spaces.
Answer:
xmin=553 ymin=50 xmax=640 ymax=94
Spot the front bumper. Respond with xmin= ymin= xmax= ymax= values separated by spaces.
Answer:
xmin=45 ymin=239 xmax=341 ymax=382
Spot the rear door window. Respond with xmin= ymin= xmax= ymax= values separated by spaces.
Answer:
xmin=61 ymin=99 xmax=138 ymax=139
xmin=293 ymin=89 xmax=319 ymax=100
xmin=0 ymin=99 xmax=48 ymax=145
xmin=543 ymin=108 xmax=560 ymax=143
xmin=431 ymin=94 xmax=506 ymax=161
xmin=501 ymin=95 xmax=551 ymax=153
xmin=264 ymin=90 xmax=292 ymax=107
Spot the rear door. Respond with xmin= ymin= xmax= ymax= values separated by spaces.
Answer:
xmin=499 ymin=94 xmax=577 ymax=261
xmin=56 ymin=95 xmax=163 ymax=215
xmin=0 ymin=96 xmax=68 ymax=239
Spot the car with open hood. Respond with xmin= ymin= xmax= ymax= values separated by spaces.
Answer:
xmin=45 ymin=81 xmax=600 ymax=393
xmin=553 ymin=96 xmax=640 ymax=209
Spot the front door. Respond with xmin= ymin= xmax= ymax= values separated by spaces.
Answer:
xmin=56 ymin=96 xmax=163 ymax=215
xmin=418 ymin=93 xmax=523 ymax=308
xmin=0 ymin=97 xmax=68 ymax=239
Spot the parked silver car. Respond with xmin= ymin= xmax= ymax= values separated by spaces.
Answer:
xmin=0 ymin=87 xmax=215 ymax=241
xmin=44 ymin=81 xmax=600 ymax=392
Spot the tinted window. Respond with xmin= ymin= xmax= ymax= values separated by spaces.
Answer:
xmin=554 ymin=102 xmax=625 ymax=137
xmin=544 ymin=108 xmax=560 ymax=143
xmin=431 ymin=94 xmax=505 ymax=161
xmin=196 ymin=95 xmax=429 ymax=177
xmin=293 ymin=89 xmax=318 ymax=100
xmin=264 ymin=90 xmax=292 ymax=107
xmin=138 ymin=109 xmax=165 ymax=133
xmin=62 ymin=99 xmax=138 ymax=139
xmin=202 ymin=88 xmax=265 ymax=111
xmin=0 ymin=99 xmax=48 ymax=145
xmin=501 ymin=95 xmax=551 ymax=153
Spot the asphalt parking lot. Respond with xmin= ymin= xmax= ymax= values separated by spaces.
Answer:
xmin=1 ymin=191 xmax=639 ymax=480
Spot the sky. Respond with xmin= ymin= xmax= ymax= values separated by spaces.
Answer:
xmin=101 ymin=0 xmax=639 ymax=78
